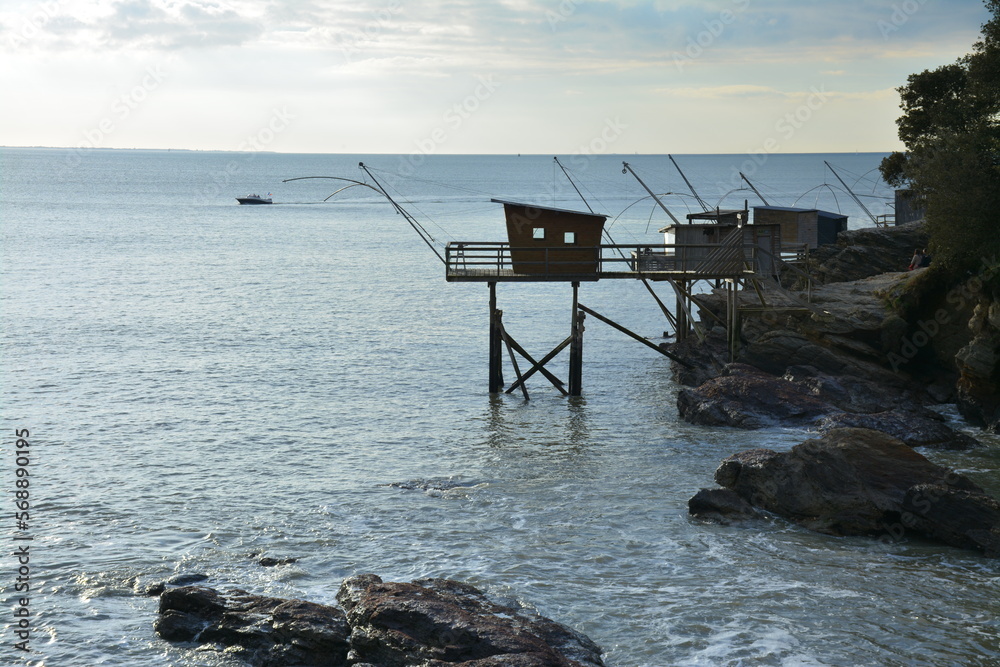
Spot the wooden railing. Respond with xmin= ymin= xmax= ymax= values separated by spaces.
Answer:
xmin=445 ymin=242 xmax=778 ymax=281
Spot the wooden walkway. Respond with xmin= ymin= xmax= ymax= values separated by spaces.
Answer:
xmin=445 ymin=241 xmax=778 ymax=283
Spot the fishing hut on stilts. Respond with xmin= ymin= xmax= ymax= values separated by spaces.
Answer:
xmin=287 ymin=159 xmax=820 ymax=399
xmin=444 ymin=160 xmax=819 ymax=398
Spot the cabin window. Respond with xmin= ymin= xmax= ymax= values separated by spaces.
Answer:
xmin=532 ymin=227 xmax=545 ymax=240
xmin=564 ymin=231 xmax=576 ymax=245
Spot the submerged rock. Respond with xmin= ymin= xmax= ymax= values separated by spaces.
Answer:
xmin=705 ymin=427 xmax=1000 ymax=556
xmin=156 ymin=575 xmax=605 ymax=667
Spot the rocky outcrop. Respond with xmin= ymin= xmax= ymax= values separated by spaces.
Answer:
xmin=676 ymin=363 xmax=977 ymax=446
xmin=156 ymin=586 xmax=351 ymax=666
xmin=701 ymin=427 xmax=1000 ymax=556
xmin=156 ymin=575 xmax=604 ymax=667
xmin=801 ymin=221 xmax=929 ymax=285
xmin=676 ymin=364 xmax=834 ymax=429
xmin=817 ymin=410 xmax=979 ymax=450
xmin=670 ymin=232 xmax=994 ymax=446
xmin=955 ymin=293 xmax=1000 ymax=432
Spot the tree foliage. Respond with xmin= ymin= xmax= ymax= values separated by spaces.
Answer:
xmin=879 ymin=0 xmax=1000 ymax=272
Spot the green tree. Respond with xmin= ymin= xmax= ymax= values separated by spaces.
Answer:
xmin=880 ymin=0 xmax=1000 ymax=272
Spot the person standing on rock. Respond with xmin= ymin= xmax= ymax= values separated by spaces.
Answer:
xmin=909 ymin=248 xmax=924 ymax=270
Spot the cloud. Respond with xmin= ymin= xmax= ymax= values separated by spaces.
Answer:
xmin=101 ymin=0 xmax=264 ymax=49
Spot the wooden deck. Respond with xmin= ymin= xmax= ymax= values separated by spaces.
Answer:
xmin=445 ymin=241 xmax=768 ymax=282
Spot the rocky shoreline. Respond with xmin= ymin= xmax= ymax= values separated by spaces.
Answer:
xmin=671 ymin=222 xmax=1000 ymax=556
xmin=155 ymin=573 xmax=604 ymax=667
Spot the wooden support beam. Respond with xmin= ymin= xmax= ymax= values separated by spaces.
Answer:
xmin=501 ymin=331 xmax=568 ymax=395
xmin=577 ymin=304 xmax=694 ymax=368
xmin=506 ymin=336 xmax=572 ymax=394
xmin=569 ymin=282 xmax=584 ymax=396
xmin=499 ymin=313 xmax=529 ymax=400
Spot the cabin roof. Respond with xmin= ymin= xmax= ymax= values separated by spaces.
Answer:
xmin=685 ymin=209 xmax=746 ymax=220
xmin=658 ymin=222 xmax=738 ymax=233
xmin=753 ymin=205 xmax=847 ymax=220
xmin=490 ymin=198 xmax=608 ymax=221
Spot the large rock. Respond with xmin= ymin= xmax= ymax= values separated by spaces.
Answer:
xmin=955 ymin=296 xmax=1000 ymax=432
xmin=156 ymin=586 xmax=350 ymax=666
xmin=156 ymin=576 xmax=604 ymax=667
xmin=337 ymin=574 xmax=604 ymax=667
xmin=676 ymin=363 xmax=835 ymax=429
xmin=817 ymin=410 xmax=979 ymax=450
xmin=708 ymin=427 xmax=1000 ymax=556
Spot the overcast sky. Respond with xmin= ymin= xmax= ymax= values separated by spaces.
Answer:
xmin=0 ymin=0 xmax=990 ymax=154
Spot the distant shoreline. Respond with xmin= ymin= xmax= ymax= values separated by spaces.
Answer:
xmin=0 ymin=145 xmax=895 ymax=157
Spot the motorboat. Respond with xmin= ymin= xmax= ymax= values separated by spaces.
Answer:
xmin=236 ymin=193 xmax=272 ymax=205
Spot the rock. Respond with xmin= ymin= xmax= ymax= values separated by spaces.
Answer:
xmin=781 ymin=365 xmax=905 ymax=414
xmin=711 ymin=428 xmax=1000 ymax=555
xmin=156 ymin=586 xmax=350 ymax=666
xmin=145 ymin=581 xmax=166 ymax=597
xmin=956 ymin=296 xmax=1000 ymax=431
xmin=677 ymin=363 xmax=836 ymax=429
xmin=803 ymin=222 xmax=929 ymax=285
xmin=157 ymin=576 xmax=604 ymax=667
xmin=167 ymin=573 xmax=209 ymax=586
xmin=337 ymin=574 xmax=604 ymax=667
xmin=902 ymin=485 xmax=1000 ymax=557
xmin=688 ymin=488 xmax=764 ymax=523
xmin=817 ymin=410 xmax=980 ymax=450
xmin=259 ymin=557 xmax=299 ymax=567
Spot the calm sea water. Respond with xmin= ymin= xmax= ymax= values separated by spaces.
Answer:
xmin=1 ymin=147 xmax=998 ymax=666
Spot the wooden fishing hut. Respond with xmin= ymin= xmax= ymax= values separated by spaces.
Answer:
xmin=752 ymin=206 xmax=847 ymax=255
xmin=444 ymin=199 xmax=812 ymax=398
xmin=656 ymin=207 xmax=780 ymax=276
xmin=497 ymin=199 xmax=606 ymax=278
xmin=893 ymin=190 xmax=925 ymax=225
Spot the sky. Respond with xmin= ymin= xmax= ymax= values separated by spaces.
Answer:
xmin=0 ymin=0 xmax=992 ymax=155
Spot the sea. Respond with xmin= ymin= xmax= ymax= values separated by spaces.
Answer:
xmin=1 ymin=147 xmax=998 ymax=666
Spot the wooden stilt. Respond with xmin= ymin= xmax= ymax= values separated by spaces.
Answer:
xmin=569 ymin=282 xmax=584 ymax=396
xmin=675 ymin=282 xmax=688 ymax=342
xmin=488 ymin=282 xmax=504 ymax=393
